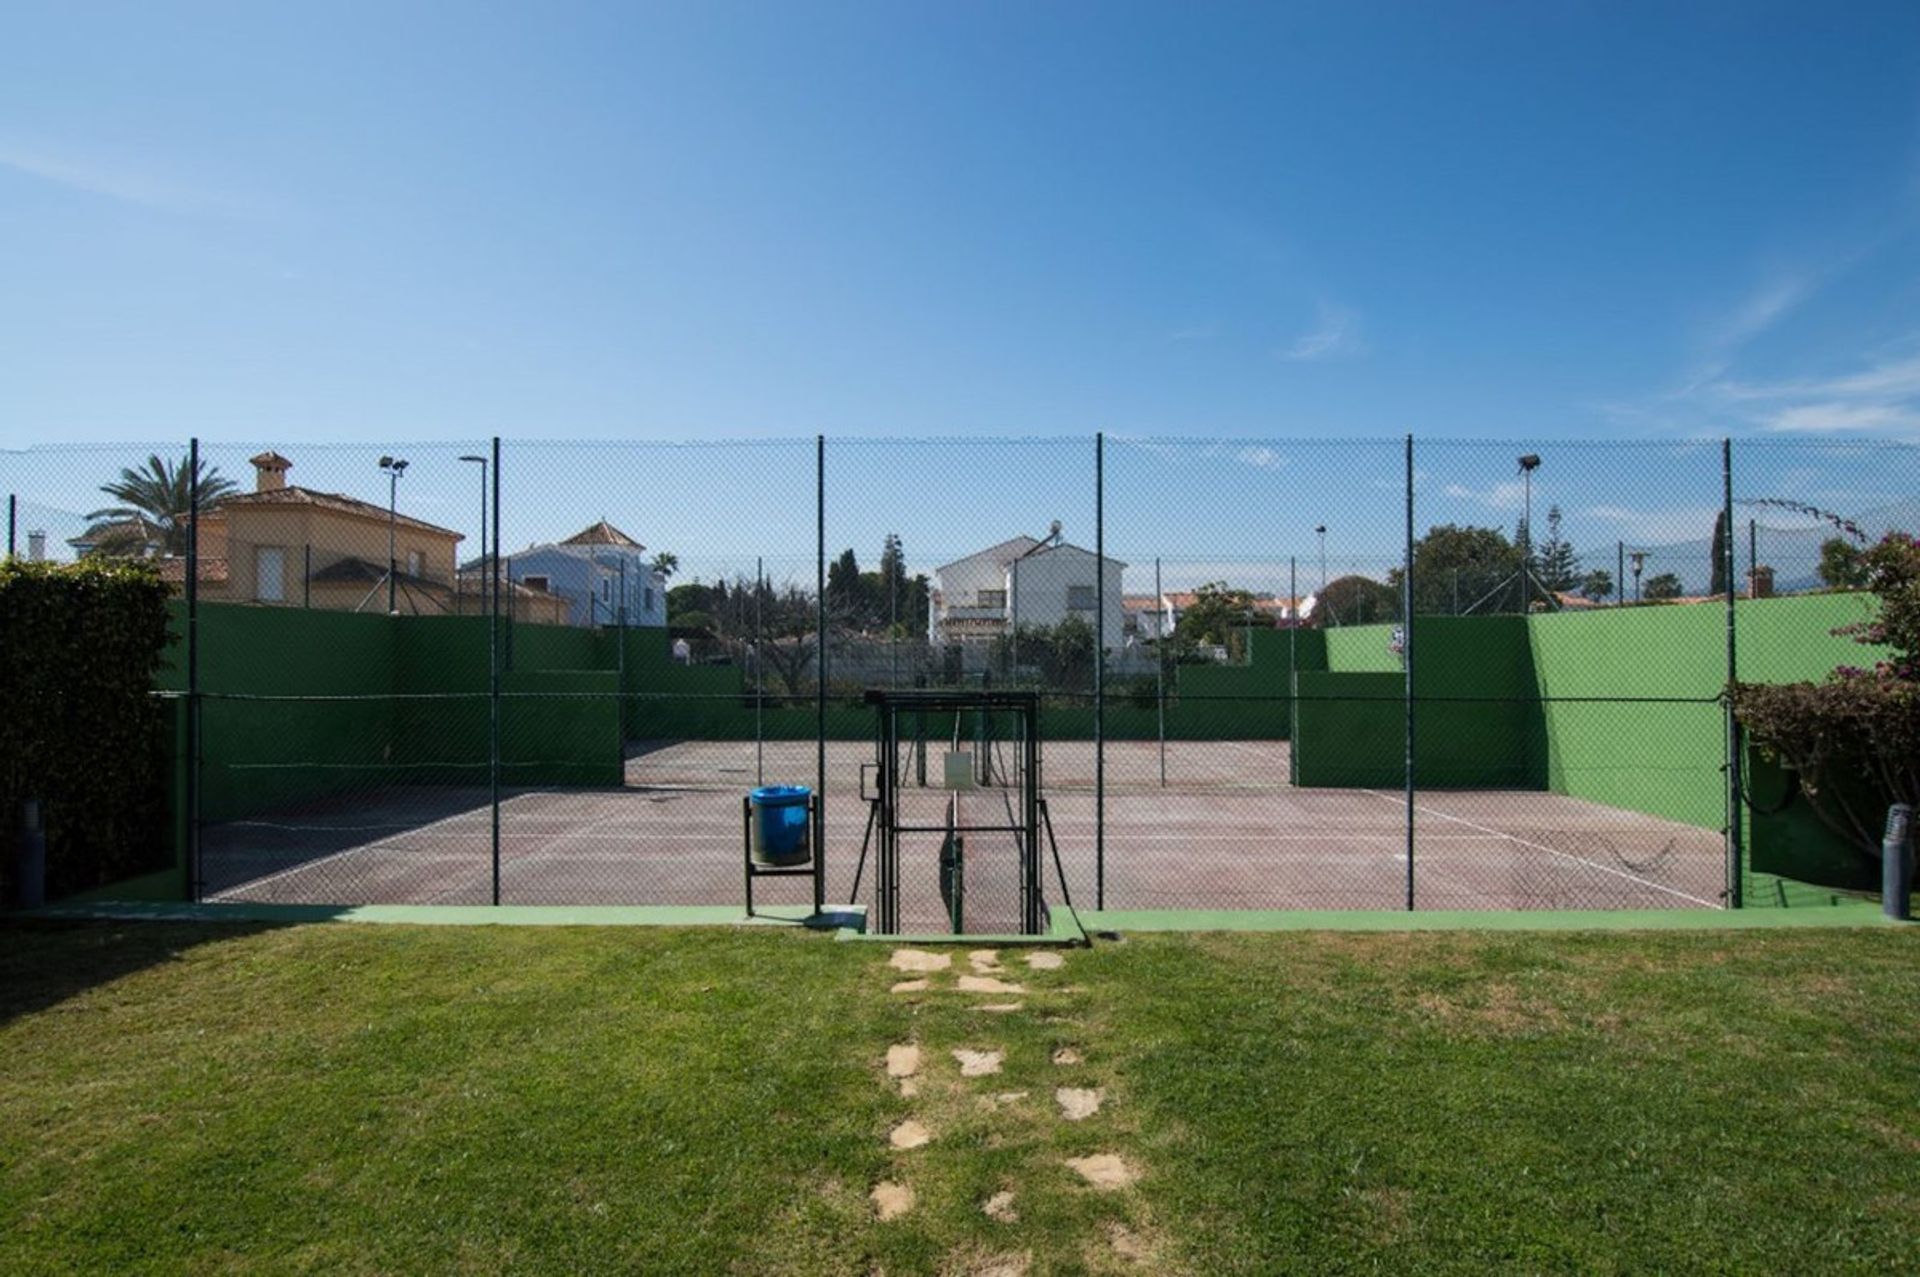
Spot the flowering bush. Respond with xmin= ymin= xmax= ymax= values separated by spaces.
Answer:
xmin=1730 ymin=531 xmax=1920 ymax=859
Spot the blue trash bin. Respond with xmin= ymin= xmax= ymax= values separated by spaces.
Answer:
xmin=750 ymin=785 xmax=812 ymax=866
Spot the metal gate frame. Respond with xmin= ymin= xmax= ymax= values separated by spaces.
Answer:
xmin=864 ymin=688 xmax=1043 ymax=935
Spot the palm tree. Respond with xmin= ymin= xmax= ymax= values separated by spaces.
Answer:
xmin=651 ymin=551 xmax=679 ymax=580
xmin=85 ymin=454 xmax=238 ymax=557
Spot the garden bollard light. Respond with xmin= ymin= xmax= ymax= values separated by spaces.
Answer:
xmin=1884 ymin=803 xmax=1913 ymax=922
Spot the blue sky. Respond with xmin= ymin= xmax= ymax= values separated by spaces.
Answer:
xmin=3 ymin=3 xmax=1919 ymax=583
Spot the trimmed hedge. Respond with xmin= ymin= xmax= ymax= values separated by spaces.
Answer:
xmin=0 ymin=558 xmax=174 ymax=902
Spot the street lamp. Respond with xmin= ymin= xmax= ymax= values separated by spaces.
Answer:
xmin=1517 ymin=454 xmax=1541 ymax=612
xmin=459 ymin=455 xmax=487 ymax=618
xmin=1314 ymin=524 xmax=1327 ymax=594
xmin=1629 ymin=550 xmax=1648 ymax=605
xmin=379 ymin=455 xmax=408 ymax=614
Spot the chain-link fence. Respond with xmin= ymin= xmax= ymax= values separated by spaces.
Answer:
xmin=5 ymin=433 xmax=1909 ymax=925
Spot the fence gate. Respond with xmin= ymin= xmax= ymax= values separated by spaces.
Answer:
xmin=860 ymin=689 xmax=1047 ymax=935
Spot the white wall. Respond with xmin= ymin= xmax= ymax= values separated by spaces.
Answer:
xmin=1009 ymin=545 xmax=1125 ymax=650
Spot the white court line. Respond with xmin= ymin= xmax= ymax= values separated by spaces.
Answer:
xmin=209 ymin=804 xmax=492 ymax=898
xmin=1215 ymin=740 xmax=1721 ymax=908
xmin=1360 ymin=789 xmax=1721 ymax=908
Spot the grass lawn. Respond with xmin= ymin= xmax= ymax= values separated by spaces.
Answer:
xmin=2 ymin=921 xmax=1916 ymax=1274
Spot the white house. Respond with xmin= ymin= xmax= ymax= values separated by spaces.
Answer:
xmin=930 ymin=533 xmax=1126 ymax=650
xmin=466 ymin=520 xmax=669 ymax=628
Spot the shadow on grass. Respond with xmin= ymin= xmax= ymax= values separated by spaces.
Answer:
xmin=0 ymin=919 xmax=296 ymax=1026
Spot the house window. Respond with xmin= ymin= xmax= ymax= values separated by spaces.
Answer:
xmin=524 ymin=575 xmax=550 ymax=594
xmin=406 ymin=550 xmax=424 ymax=578
xmin=1067 ymin=585 xmax=1095 ymax=611
xmin=976 ymin=589 xmax=1007 ymax=609
xmin=644 ymin=587 xmax=654 ymax=611
xmin=601 ymin=578 xmax=612 ymax=603
xmin=255 ymin=546 xmax=286 ymax=603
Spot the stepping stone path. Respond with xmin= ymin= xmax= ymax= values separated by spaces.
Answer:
xmin=890 ymin=1119 xmax=933 ymax=1150
xmin=870 ymin=943 xmax=1147 ymax=1260
xmin=870 ymin=1181 xmax=914 ymax=1220
xmin=952 ymin=1048 xmax=1004 ymax=1077
xmin=1055 ymin=1086 xmax=1103 ymax=1121
xmin=956 ymin=974 xmax=1025 ymax=995
xmin=1065 ymin=1153 xmax=1138 ymax=1191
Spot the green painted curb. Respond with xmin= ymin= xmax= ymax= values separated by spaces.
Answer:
xmin=1079 ymin=904 xmax=1900 ymax=932
xmin=23 ymin=901 xmax=869 ymax=930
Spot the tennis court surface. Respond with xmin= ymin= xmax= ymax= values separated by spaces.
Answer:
xmin=201 ymin=739 xmax=1728 ymax=915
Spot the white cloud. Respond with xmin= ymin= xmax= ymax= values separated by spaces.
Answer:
xmin=1235 ymin=445 xmax=1286 ymax=471
xmin=0 ymin=138 xmax=252 ymax=216
xmin=1281 ymin=303 xmax=1362 ymax=362
xmin=1581 ymin=504 xmax=1725 ymax=545
xmin=1440 ymin=480 xmax=1528 ymax=512
xmin=1697 ymin=343 xmax=1920 ymax=438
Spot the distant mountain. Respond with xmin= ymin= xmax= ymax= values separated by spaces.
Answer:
xmin=1612 ymin=496 xmax=1920 ymax=595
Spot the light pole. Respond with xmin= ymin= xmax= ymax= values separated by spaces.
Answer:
xmin=1629 ymin=550 xmax=1648 ymax=605
xmin=378 ymin=455 xmax=409 ymax=614
xmin=1315 ymin=524 xmax=1327 ymax=595
xmin=459 ymin=455 xmax=487 ymax=618
xmin=1517 ymin=454 xmax=1540 ymax=612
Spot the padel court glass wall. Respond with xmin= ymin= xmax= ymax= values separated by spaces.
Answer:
xmin=5 ymin=435 xmax=1908 ymax=922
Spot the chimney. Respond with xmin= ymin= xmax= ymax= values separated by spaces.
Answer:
xmin=1748 ymin=565 xmax=1775 ymax=600
xmin=27 ymin=529 xmax=46 ymax=561
xmin=250 ymin=451 xmax=292 ymax=493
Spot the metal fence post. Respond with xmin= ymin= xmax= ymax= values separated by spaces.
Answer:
xmin=186 ymin=437 xmax=202 ymax=903
xmin=1155 ymin=555 xmax=1165 ymax=788
xmin=755 ymin=554 xmax=764 ymax=787
xmin=1095 ymin=430 xmax=1106 ymax=912
xmin=490 ymin=436 xmax=502 ymax=905
xmin=1403 ymin=433 xmax=1416 ymax=911
xmin=1289 ymin=554 xmax=1297 ymax=743
xmin=1723 ymin=438 xmax=1743 ymax=908
xmin=7 ymin=493 xmax=15 ymax=559
xmin=815 ymin=434 xmax=826 ymax=916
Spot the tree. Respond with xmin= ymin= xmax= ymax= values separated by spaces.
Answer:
xmin=879 ymin=534 xmax=907 ymax=607
xmin=666 ymin=580 xmax=715 ymax=617
xmin=1173 ymin=581 xmax=1267 ymax=646
xmin=826 ymin=548 xmax=864 ymax=623
xmin=1732 ymin=531 xmax=1920 ymax=859
xmin=992 ymin=616 xmax=1095 ymax=690
xmin=1579 ymin=569 xmax=1614 ymax=603
xmin=1390 ymin=524 xmax=1525 ymax=615
xmin=1709 ymin=510 xmax=1728 ymax=597
xmin=86 ymin=453 xmax=237 ymax=557
xmin=1644 ymin=572 xmax=1684 ymax=601
xmin=1535 ymin=505 xmax=1579 ymax=593
xmin=1316 ymin=574 xmax=1399 ymax=626
xmin=1819 ymin=536 xmax=1867 ymax=590
xmin=650 ymin=551 xmax=679 ymax=580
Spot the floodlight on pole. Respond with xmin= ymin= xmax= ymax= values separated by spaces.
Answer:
xmin=379 ymin=456 xmax=409 ymax=614
xmin=1517 ymin=454 xmax=1541 ymax=613
xmin=1314 ymin=525 xmax=1327 ymax=594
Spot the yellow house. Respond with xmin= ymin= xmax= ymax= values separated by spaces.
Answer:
xmin=178 ymin=451 xmax=471 ymax=615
